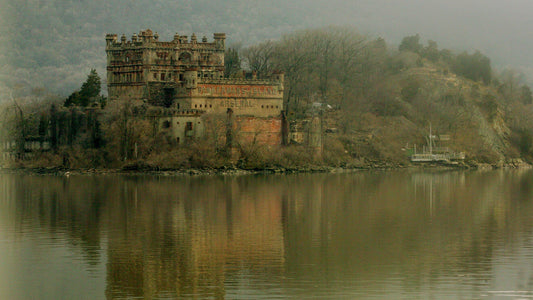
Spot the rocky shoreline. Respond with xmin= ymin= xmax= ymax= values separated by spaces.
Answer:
xmin=1 ymin=158 xmax=531 ymax=177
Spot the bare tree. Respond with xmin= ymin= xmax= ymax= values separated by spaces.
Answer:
xmin=241 ymin=40 xmax=275 ymax=78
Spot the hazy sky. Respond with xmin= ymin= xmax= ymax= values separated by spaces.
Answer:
xmin=312 ymin=0 xmax=533 ymax=70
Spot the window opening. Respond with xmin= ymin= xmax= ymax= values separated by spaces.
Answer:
xmin=163 ymin=88 xmax=174 ymax=108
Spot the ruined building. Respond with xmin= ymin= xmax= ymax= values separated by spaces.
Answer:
xmin=105 ymin=29 xmax=286 ymax=146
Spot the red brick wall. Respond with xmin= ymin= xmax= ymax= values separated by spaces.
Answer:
xmin=234 ymin=116 xmax=282 ymax=146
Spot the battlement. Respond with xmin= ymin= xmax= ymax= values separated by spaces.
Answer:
xmin=105 ymin=29 xmax=225 ymax=49
xmin=201 ymin=78 xmax=282 ymax=86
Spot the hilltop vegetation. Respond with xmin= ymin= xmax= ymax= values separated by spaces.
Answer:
xmin=2 ymin=27 xmax=533 ymax=171
xmin=237 ymin=28 xmax=533 ymax=166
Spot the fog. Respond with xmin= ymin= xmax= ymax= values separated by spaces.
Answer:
xmin=2 ymin=0 xmax=533 ymax=98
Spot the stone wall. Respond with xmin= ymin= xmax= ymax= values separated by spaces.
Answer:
xmin=152 ymin=111 xmax=283 ymax=147
xmin=176 ymin=82 xmax=283 ymax=117
xmin=157 ymin=114 xmax=205 ymax=145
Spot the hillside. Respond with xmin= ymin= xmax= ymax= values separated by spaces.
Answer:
xmin=237 ymin=28 xmax=533 ymax=167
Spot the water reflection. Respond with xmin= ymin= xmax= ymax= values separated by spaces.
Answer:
xmin=1 ymin=170 xmax=533 ymax=299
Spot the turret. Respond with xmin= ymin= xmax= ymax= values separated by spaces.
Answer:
xmin=213 ymin=33 xmax=226 ymax=49
xmin=273 ymin=71 xmax=285 ymax=84
xmin=105 ymin=34 xmax=117 ymax=47
xmin=273 ymin=71 xmax=285 ymax=91
xmin=141 ymin=29 xmax=154 ymax=43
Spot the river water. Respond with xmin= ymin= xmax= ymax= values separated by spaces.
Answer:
xmin=1 ymin=170 xmax=533 ymax=299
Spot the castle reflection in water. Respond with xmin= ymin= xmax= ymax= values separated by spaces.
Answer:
xmin=2 ymin=170 xmax=533 ymax=299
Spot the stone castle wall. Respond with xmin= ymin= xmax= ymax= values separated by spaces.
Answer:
xmin=106 ymin=29 xmax=286 ymax=147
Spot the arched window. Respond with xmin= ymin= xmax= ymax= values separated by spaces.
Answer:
xmin=179 ymin=52 xmax=192 ymax=63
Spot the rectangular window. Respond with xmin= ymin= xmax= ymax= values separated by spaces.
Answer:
xmin=186 ymin=122 xmax=193 ymax=131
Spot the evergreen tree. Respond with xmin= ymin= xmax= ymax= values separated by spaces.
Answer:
xmin=422 ymin=40 xmax=439 ymax=62
xmin=49 ymin=104 xmax=58 ymax=150
xmin=224 ymin=48 xmax=241 ymax=78
xmin=453 ymin=51 xmax=492 ymax=84
xmin=64 ymin=69 xmax=102 ymax=107
xmin=80 ymin=69 xmax=101 ymax=103
xmin=399 ymin=34 xmax=422 ymax=53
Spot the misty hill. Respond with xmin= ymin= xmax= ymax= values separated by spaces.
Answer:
xmin=1 ymin=0 xmax=312 ymax=98
xmin=3 ymin=0 xmax=533 ymax=100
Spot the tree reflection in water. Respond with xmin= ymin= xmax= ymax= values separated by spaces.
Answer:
xmin=1 ymin=170 xmax=533 ymax=299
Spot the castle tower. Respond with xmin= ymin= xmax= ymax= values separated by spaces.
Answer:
xmin=105 ymin=29 xmax=226 ymax=106
xmin=213 ymin=33 xmax=226 ymax=49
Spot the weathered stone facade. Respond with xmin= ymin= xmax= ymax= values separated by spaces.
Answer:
xmin=106 ymin=29 xmax=285 ymax=146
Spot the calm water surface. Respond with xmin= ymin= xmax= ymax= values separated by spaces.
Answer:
xmin=2 ymin=170 xmax=533 ymax=299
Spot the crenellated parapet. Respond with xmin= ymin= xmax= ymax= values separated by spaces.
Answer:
xmin=105 ymin=30 xmax=225 ymax=50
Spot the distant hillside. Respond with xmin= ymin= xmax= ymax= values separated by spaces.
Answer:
xmin=0 ymin=0 xmax=313 ymax=99
xmin=4 ymin=0 xmax=533 ymax=101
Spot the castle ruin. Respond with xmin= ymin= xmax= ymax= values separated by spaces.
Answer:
xmin=105 ymin=29 xmax=286 ymax=146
